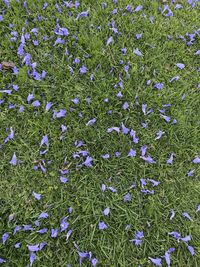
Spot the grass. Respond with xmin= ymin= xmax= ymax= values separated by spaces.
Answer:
xmin=0 ymin=0 xmax=200 ymax=266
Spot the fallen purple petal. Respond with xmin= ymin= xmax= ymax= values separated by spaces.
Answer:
xmin=192 ymin=157 xmax=200 ymax=163
xmin=187 ymin=245 xmax=195 ymax=256
xmin=98 ymin=221 xmax=108 ymax=230
xmin=149 ymin=257 xmax=162 ymax=266
xmin=9 ymin=152 xmax=17 ymax=165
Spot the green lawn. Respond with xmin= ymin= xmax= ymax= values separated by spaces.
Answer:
xmin=0 ymin=0 xmax=200 ymax=266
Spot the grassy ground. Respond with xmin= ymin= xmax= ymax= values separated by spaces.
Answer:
xmin=0 ymin=0 xmax=200 ymax=266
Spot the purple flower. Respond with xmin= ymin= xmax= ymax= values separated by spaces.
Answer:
xmin=162 ymin=5 xmax=173 ymax=17
xmin=41 ymin=70 xmax=46 ymax=78
xmin=86 ymin=118 xmax=96 ymax=126
xmin=142 ymin=104 xmax=152 ymax=115
xmin=91 ymin=258 xmax=98 ymax=266
xmin=176 ymin=63 xmax=185 ymax=69
xmin=4 ymin=127 xmax=14 ymax=143
xmin=181 ymin=235 xmax=191 ymax=242
xmin=124 ymin=193 xmax=131 ymax=202
xmin=10 ymin=152 xmax=17 ymax=165
xmin=54 ymin=27 xmax=69 ymax=36
xmin=2 ymin=233 xmax=9 ymax=244
xmin=30 ymin=253 xmax=37 ymax=266
xmin=169 ymin=75 xmax=179 ymax=83
xmin=164 ymin=248 xmax=175 ymax=266
xmin=98 ymin=221 xmax=108 ymax=230
xmin=135 ymin=5 xmax=143 ymax=12
xmin=116 ymin=91 xmax=123 ymax=98
xmin=0 ymin=90 xmax=12 ymax=94
xmin=125 ymin=5 xmax=132 ymax=12
xmin=68 ymin=207 xmax=73 ymax=214
xmin=27 ymin=93 xmax=34 ymax=103
xmin=103 ymin=207 xmax=110 ymax=216
xmin=135 ymin=231 xmax=144 ymax=239
xmin=121 ymin=123 xmax=129 ymax=134
xmin=71 ymin=98 xmax=79 ymax=104
xmin=17 ymin=43 xmax=25 ymax=56
xmin=193 ymin=157 xmax=200 ymax=163
xmin=155 ymin=130 xmax=165 ymax=140
xmin=101 ymin=154 xmax=110 ymax=159
xmin=127 ymin=149 xmax=136 ymax=157
xmin=175 ymin=4 xmax=182 ymax=9
xmin=135 ymin=33 xmax=143 ymax=39
xmin=38 ymin=212 xmax=49 ymax=219
xmin=108 ymin=186 xmax=117 ymax=193
xmin=130 ymin=231 xmax=144 ymax=246
xmin=13 ymin=85 xmax=19 ymax=91
xmin=27 ymin=244 xmax=40 ymax=252
xmin=23 ymin=225 xmax=34 ymax=231
xmin=141 ymin=122 xmax=148 ymax=128
xmin=54 ymin=38 xmax=65 ymax=46
xmin=60 ymin=217 xmax=69 ymax=232
xmin=23 ymin=53 xmax=31 ymax=65
xmin=141 ymin=189 xmax=154 ymax=195
xmin=77 ymin=251 xmax=91 ymax=265
xmin=187 ymin=245 xmax=195 ymax=256
xmin=79 ymin=65 xmax=87 ymax=74
xmin=196 ymin=205 xmax=200 ymax=212
xmin=51 ymin=229 xmax=58 ymax=238
xmin=41 ymin=135 xmax=49 ymax=147
xmin=83 ymin=156 xmax=93 ymax=167
xmin=154 ymin=83 xmax=164 ymax=90
xmin=19 ymin=105 xmax=24 ymax=113
xmin=130 ymin=130 xmax=139 ymax=143
xmin=142 ymin=104 xmax=147 ymax=115
xmin=168 ymin=231 xmax=181 ymax=240
xmin=121 ymin=48 xmax=127 ymax=54
xmin=37 ymin=228 xmax=48 ymax=234
xmin=160 ymin=114 xmax=171 ymax=122
xmin=149 ymin=257 xmax=162 ymax=266
xmin=13 ymin=226 xmax=21 ymax=235
xmin=53 ymin=109 xmax=66 ymax=118
xmin=141 ymin=145 xmax=147 ymax=156
xmin=182 ymin=212 xmax=193 ymax=221
xmin=100 ymin=184 xmax=106 ymax=193
xmin=124 ymin=65 xmax=129 ymax=72
xmin=51 ymin=228 xmax=58 ymax=238
xmin=106 ymin=36 xmax=113 ymax=45
xmin=61 ymin=125 xmax=68 ymax=133
xmin=32 ymin=191 xmax=41 ymax=200
xmin=148 ymin=179 xmax=160 ymax=187
xmin=140 ymin=178 xmax=147 ymax=188
xmin=60 ymin=176 xmax=68 ymax=183
xmin=134 ymin=48 xmax=143 ymax=56
xmin=166 ymin=153 xmax=175 ymax=164
xmin=43 ymin=2 xmax=48 ymax=9
xmin=13 ymin=66 xmax=18 ymax=74
xmin=14 ymin=242 xmax=21 ymax=248
xmin=187 ymin=169 xmax=195 ymax=177
xmin=195 ymin=50 xmax=200 ymax=55
xmin=45 ymin=102 xmax=53 ymax=111
xmin=0 ymin=258 xmax=6 ymax=263
xmin=76 ymin=11 xmax=89 ymax=19
xmin=66 ymin=229 xmax=72 ymax=240
xmin=33 ymin=40 xmax=39 ymax=46
xmin=107 ymin=127 xmax=120 ymax=133
xmin=146 ymin=79 xmax=151 ymax=85
xmin=74 ymin=58 xmax=80 ymax=64
xmin=140 ymin=155 xmax=156 ymax=164
xmin=115 ymin=151 xmax=121 ymax=157
xmin=130 ymin=238 xmax=142 ymax=246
